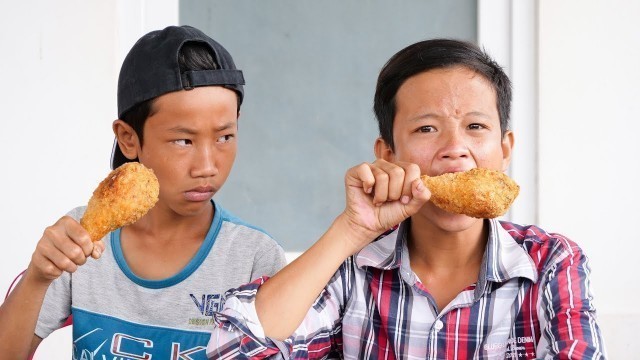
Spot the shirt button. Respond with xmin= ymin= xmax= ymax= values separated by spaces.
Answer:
xmin=434 ymin=320 xmax=444 ymax=330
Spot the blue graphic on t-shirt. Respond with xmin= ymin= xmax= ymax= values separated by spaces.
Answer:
xmin=72 ymin=308 xmax=210 ymax=360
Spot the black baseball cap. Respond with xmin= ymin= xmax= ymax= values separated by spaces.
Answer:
xmin=111 ymin=25 xmax=245 ymax=169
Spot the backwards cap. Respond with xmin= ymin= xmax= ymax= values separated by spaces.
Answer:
xmin=111 ymin=25 xmax=245 ymax=169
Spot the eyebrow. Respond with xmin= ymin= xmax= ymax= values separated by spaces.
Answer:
xmin=166 ymin=121 xmax=236 ymax=134
xmin=167 ymin=126 xmax=198 ymax=135
xmin=213 ymin=121 xmax=237 ymax=132
xmin=408 ymin=111 xmax=491 ymax=122
xmin=408 ymin=113 xmax=439 ymax=122
xmin=466 ymin=111 xmax=492 ymax=119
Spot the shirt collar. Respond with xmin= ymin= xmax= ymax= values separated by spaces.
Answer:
xmin=481 ymin=219 xmax=538 ymax=283
xmin=354 ymin=218 xmax=538 ymax=285
xmin=354 ymin=222 xmax=407 ymax=270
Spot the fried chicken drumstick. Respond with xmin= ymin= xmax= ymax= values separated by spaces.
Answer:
xmin=420 ymin=168 xmax=519 ymax=219
xmin=80 ymin=162 xmax=159 ymax=241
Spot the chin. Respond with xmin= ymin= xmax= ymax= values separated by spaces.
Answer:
xmin=419 ymin=203 xmax=483 ymax=233
xmin=165 ymin=198 xmax=212 ymax=218
xmin=182 ymin=201 xmax=213 ymax=216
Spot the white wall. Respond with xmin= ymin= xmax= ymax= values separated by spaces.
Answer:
xmin=537 ymin=1 xmax=640 ymax=356
xmin=1 ymin=3 xmax=117 ymax=358
xmin=0 ymin=0 xmax=118 ymax=283
xmin=1 ymin=0 xmax=636 ymax=357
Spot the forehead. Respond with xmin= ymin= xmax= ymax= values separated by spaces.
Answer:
xmin=395 ymin=66 xmax=498 ymax=117
xmin=144 ymin=86 xmax=238 ymax=134
xmin=145 ymin=86 xmax=238 ymax=128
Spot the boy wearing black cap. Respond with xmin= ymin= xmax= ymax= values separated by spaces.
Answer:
xmin=0 ymin=25 xmax=285 ymax=359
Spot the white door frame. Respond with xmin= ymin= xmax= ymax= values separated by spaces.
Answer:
xmin=115 ymin=0 xmax=179 ymax=69
xmin=478 ymin=0 xmax=539 ymax=225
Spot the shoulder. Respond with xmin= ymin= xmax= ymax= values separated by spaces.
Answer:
xmin=219 ymin=206 xmax=271 ymax=235
xmin=499 ymin=221 xmax=586 ymax=271
xmin=216 ymin=205 xmax=283 ymax=250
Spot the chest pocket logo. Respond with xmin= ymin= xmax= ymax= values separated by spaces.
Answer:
xmin=190 ymin=294 xmax=221 ymax=316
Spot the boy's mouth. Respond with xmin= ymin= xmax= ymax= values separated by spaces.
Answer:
xmin=434 ymin=167 xmax=471 ymax=176
xmin=184 ymin=186 xmax=215 ymax=202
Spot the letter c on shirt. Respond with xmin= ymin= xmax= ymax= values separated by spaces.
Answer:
xmin=111 ymin=333 xmax=153 ymax=360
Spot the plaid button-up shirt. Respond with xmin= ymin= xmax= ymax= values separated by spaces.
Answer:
xmin=207 ymin=219 xmax=606 ymax=359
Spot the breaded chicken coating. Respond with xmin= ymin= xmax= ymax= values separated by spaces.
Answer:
xmin=80 ymin=162 xmax=159 ymax=241
xmin=421 ymin=168 xmax=519 ymax=219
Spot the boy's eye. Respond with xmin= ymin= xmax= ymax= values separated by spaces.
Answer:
xmin=418 ymin=125 xmax=436 ymax=133
xmin=217 ymin=134 xmax=234 ymax=143
xmin=174 ymin=139 xmax=192 ymax=146
xmin=468 ymin=123 xmax=486 ymax=130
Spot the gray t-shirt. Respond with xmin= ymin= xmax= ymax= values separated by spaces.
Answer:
xmin=36 ymin=201 xmax=286 ymax=359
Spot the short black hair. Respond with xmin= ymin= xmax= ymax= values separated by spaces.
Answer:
xmin=119 ymin=41 xmax=234 ymax=159
xmin=373 ymin=39 xmax=512 ymax=151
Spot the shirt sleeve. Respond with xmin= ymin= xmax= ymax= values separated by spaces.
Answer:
xmin=207 ymin=258 xmax=355 ymax=359
xmin=537 ymin=236 xmax=607 ymax=359
xmin=250 ymin=240 xmax=287 ymax=281
xmin=34 ymin=207 xmax=84 ymax=339
xmin=34 ymin=271 xmax=72 ymax=339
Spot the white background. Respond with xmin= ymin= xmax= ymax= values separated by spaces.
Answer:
xmin=0 ymin=0 xmax=637 ymax=358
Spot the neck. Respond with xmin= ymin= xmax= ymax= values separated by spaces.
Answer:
xmin=407 ymin=216 xmax=488 ymax=271
xmin=125 ymin=201 xmax=214 ymax=246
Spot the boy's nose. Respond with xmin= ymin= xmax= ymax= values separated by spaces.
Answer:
xmin=439 ymin=131 xmax=470 ymax=160
xmin=191 ymin=146 xmax=219 ymax=178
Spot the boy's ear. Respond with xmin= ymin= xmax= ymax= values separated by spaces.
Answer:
xmin=501 ymin=130 xmax=515 ymax=171
xmin=112 ymin=120 xmax=140 ymax=160
xmin=374 ymin=137 xmax=395 ymax=161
